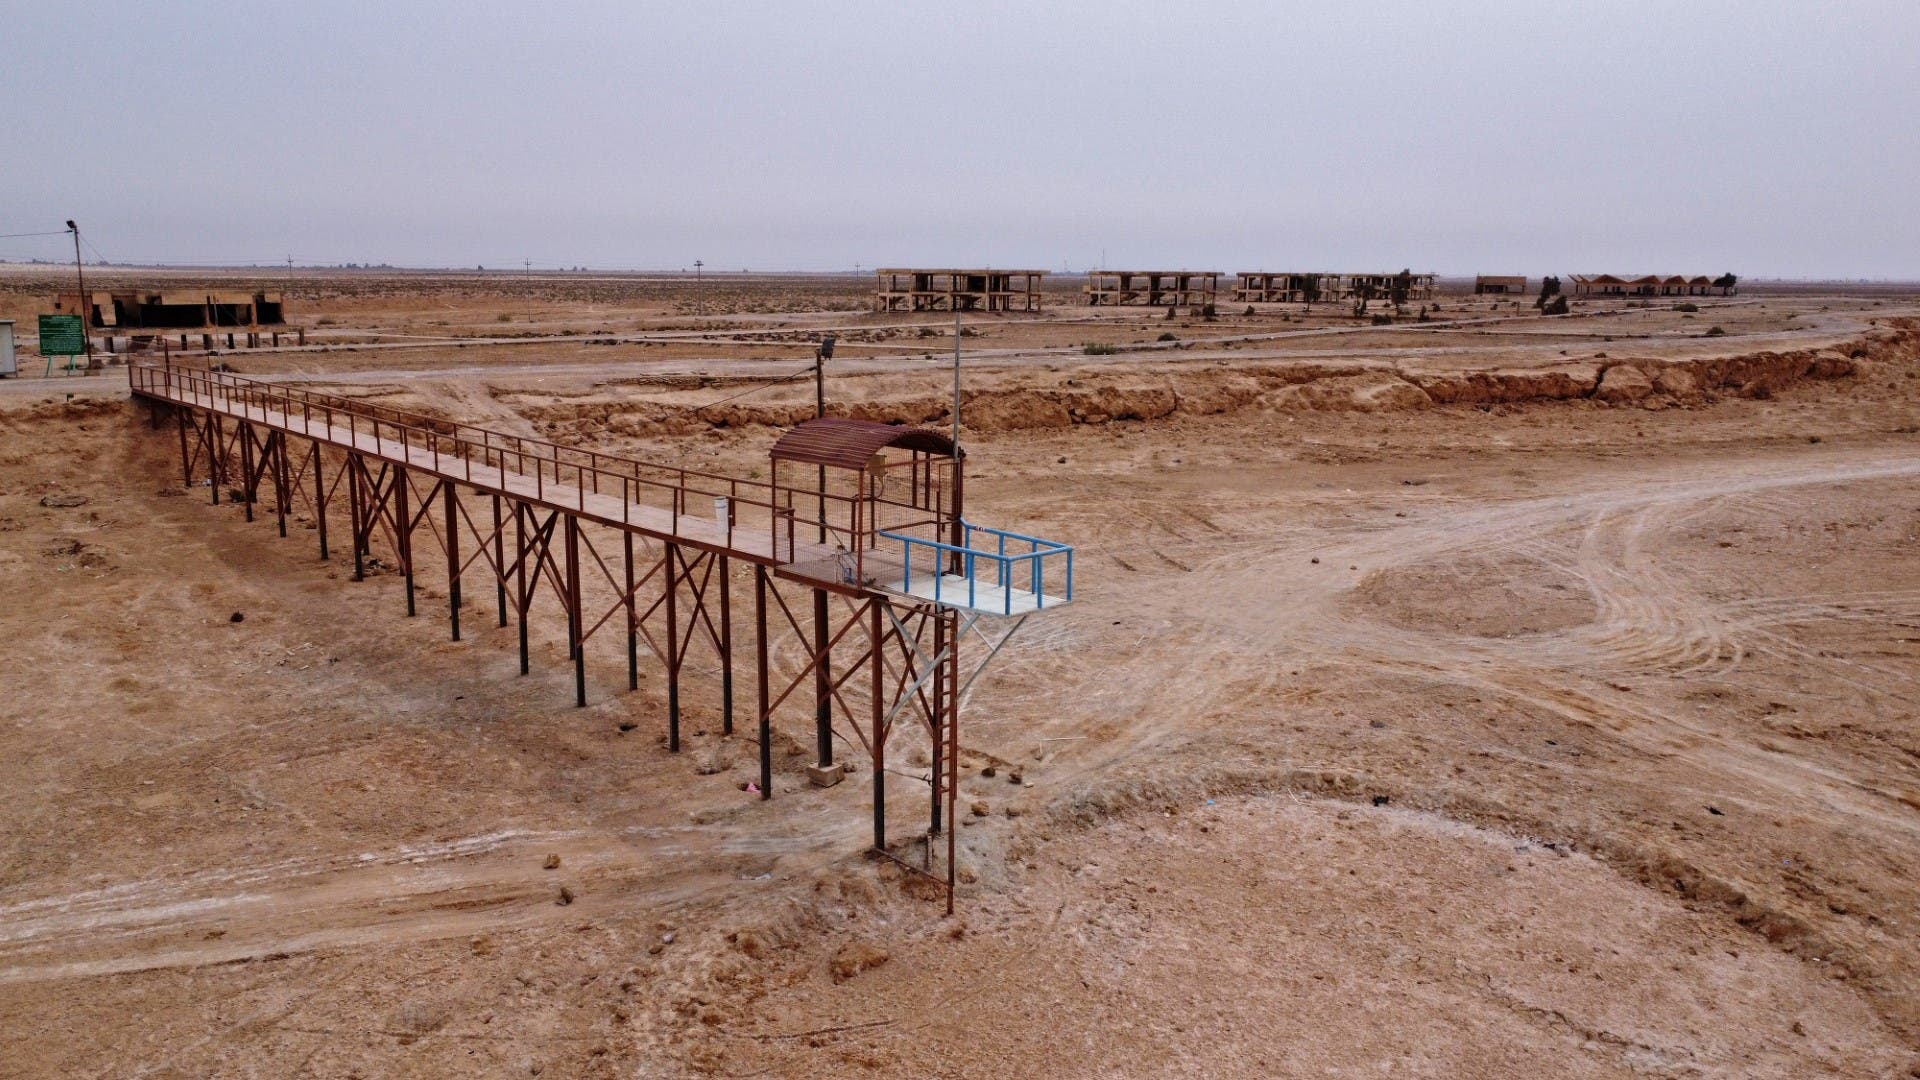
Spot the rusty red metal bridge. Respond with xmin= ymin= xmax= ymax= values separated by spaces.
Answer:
xmin=130 ymin=362 xmax=1074 ymax=908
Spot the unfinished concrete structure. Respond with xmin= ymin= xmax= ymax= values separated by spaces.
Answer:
xmin=1570 ymin=275 xmax=1728 ymax=298
xmin=54 ymin=289 xmax=298 ymax=352
xmin=1474 ymin=275 xmax=1528 ymax=295
xmin=874 ymin=269 xmax=1046 ymax=313
xmin=1232 ymin=272 xmax=1436 ymax=305
xmin=56 ymin=289 xmax=286 ymax=330
xmin=1232 ymin=272 xmax=1330 ymax=304
xmin=1335 ymin=273 xmax=1435 ymax=303
xmin=1084 ymin=271 xmax=1220 ymax=308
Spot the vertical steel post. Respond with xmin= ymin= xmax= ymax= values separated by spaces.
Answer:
xmin=492 ymin=493 xmax=506 ymax=627
xmin=271 ymin=432 xmax=288 ymax=538
xmin=871 ymin=600 xmax=885 ymax=851
xmin=814 ymin=587 xmax=832 ymax=767
xmin=931 ymin=612 xmax=945 ymax=835
xmin=755 ymin=565 xmax=771 ymax=801
xmin=946 ymin=607 xmax=960 ymax=916
xmin=176 ymin=407 xmax=193 ymax=491
xmin=348 ymin=457 xmax=364 ymax=580
xmin=665 ymin=543 xmax=680 ymax=751
xmin=719 ymin=554 xmax=733 ymax=736
xmin=445 ymin=482 xmax=461 ymax=641
xmin=239 ymin=424 xmax=255 ymax=522
xmin=313 ymin=445 xmax=329 ymax=560
xmin=566 ymin=513 xmax=584 ymax=707
xmin=624 ymin=531 xmax=639 ymax=691
xmin=516 ymin=502 xmax=530 ymax=675
xmin=209 ymin=414 xmax=222 ymax=505
xmin=395 ymin=466 xmax=414 ymax=616
xmin=952 ymin=611 xmax=967 ymax=910
xmin=564 ymin=524 xmax=578 ymax=661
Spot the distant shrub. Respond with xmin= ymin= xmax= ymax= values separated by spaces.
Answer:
xmin=1243 ymin=305 xmax=1256 ymax=316
xmin=1156 ymin=331 xmax=1178 ymax=342
xmin=1082 ymin=342 xmax=1119 ymax=355
xmin=1704 ymin=325 xmax=1727 ymax=337
xmin=1371 ymin=313 xmax=1393 ymax=325
xmin=1201 ymin=303 xmax=1217 ymax=319
xmin=1542 ymin=295 xmax=1570 ymax=316
xmin=1674 ymin=302 xmax=1699 ymax=312
xmin=496 ymin=313 xmax=513 ymax=322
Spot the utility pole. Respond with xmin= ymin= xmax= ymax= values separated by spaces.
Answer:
xmin=814 ymin=333 xmax=835 ymax=543
xmin=949 ymin=303 xmax=964 ymax=574
xmin=952 ymin=304 xmax=962 ymax=450
xmin=286 ymin=256 xmax=294 ymax=300
xmin=524 ymin=258 xmax=533 ymax=321
xmin=809 ymin=330 xmax=840 ymax=777
xmin=66 ymin=220 xmax=94 ymax=372
xmin=694 ymin=259 xmax=703 ymax=281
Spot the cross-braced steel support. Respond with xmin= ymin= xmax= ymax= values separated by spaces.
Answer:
xmin=145 ymin=373 xmax=1048 ymax=915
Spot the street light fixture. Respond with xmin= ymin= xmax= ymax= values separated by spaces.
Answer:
xmin=66 ymin=220 xmax=94 ymax=372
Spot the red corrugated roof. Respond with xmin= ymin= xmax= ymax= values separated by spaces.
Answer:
xmin=770 ymin=417 xmax=960 ymax=471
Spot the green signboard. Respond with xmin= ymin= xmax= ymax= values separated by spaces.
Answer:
xmin=38 ymin=314 xmax=86 ymax=356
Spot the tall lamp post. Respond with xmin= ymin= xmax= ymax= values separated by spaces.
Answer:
xmin=949 ymin=301 xmax=965 ymax=572
xmin=814 ymin=333 xmax=835 ymax=543
xmin=951 ymin=304 xmax=961 ymax=449
xmin=66 ymin=220 xmax=94 ymax=372
xmin=811 ymin=332 xmax=837 ymax=773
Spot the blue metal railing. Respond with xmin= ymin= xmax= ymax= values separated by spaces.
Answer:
xmin=877 ymin=520 xmax=1074 ymax=615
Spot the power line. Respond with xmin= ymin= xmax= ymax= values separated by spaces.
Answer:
xmin=0 ymin=230 xmax=71 ymax=240
xmin=692 ymin=363 xmax=818 ymax=416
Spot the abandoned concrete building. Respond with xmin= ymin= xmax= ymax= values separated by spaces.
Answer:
xmin=52 ymin=289 xmax=298 ymax=351
xmin=1474 ymin=275 xmax=1528 ymax=295
xmin=1335 ymin=273 xmax=1435 ymax=302
xmin=873 ymin=269 xmax=1047 ymax=312
xmin=55 ymin=289 xmax=286 ymax=330
xmin=1084 ymin=271 xmax=1220 ymax=307
xmin=1232 ymin=272 xmax=1332 ymax=304
xmin=1232 ymin=273 xmax=1436 ymax=304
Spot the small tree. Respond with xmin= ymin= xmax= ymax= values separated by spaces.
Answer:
xmin=1535 ymin=275 xmax=1561 ymax=309
xmin=1351 ymin=280 xmax=1376 ymax=317
xmin=1389 ymin=268 xmax=1413 ymax=311
xmin=1713 ymin=272 xmax=1738 ymax=295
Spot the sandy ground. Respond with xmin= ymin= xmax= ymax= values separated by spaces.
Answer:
xmin=1 ymin=271 xmax=1918 ymax=1077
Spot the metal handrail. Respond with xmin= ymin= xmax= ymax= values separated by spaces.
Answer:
xmin=130 ymin=362 xmax=875 ymax=555
xmin=878 ymin=520 xmax=1072 ymax=614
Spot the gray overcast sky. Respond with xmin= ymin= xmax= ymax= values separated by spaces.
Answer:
xmin=5 ymin=1 xmax=1918 ymax=277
